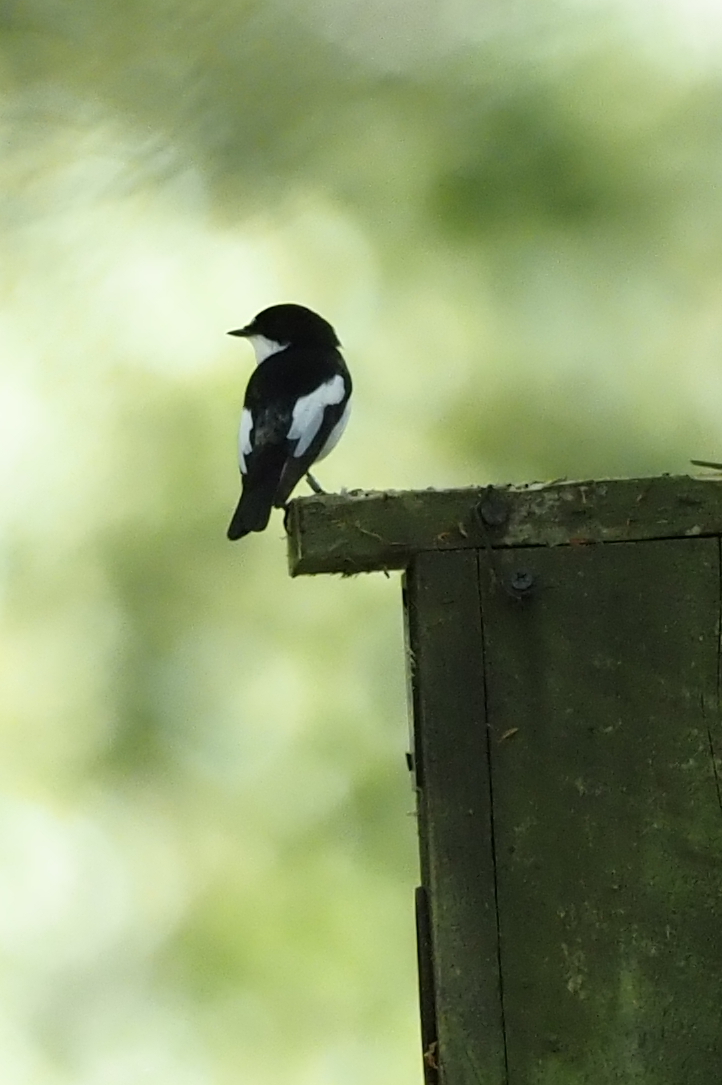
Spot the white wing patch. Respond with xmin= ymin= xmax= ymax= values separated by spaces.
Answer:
xmin=316 ymin=398 xmax=351 ymax=463
xmin=238 ymin=408 xmax=253 ymax=474
xmin=288 ymin=375 xmax=346 ymax=457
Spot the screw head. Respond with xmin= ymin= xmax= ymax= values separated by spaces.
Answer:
xmin=477 ymin=486 xmax=509 ymax=527
xmin=509 ymin=570 xmax=534 ymax=594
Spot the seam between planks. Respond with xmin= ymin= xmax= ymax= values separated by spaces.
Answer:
xmin=476 ymin=549 xmax=510 ymax=1085
xmin=708 ymin=536 xmax=722 ymax=817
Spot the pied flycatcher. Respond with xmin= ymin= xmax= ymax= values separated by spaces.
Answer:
xmin=226 ymin=303 xmax=352 ymax=540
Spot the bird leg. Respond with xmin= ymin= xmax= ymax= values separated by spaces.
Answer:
xmin=305 ymin=472 xmax=325 ymax=494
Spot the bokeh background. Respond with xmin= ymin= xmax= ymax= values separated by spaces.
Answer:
xmin=3 ymin=1 xmax=722 ymax=1082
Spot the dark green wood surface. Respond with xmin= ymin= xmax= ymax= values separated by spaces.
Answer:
xmin=405 ymin=551 xmax=506 ymax=1085
xmin=478 ymin=537 xmax=722 ymax=1084
xmin=289 ymin=478 xmax=722 ymax=1083
xmin=285 ymin=475 xmax=722 ymax=576
xmin=404 ymin=535 xmax=722 ymax=1083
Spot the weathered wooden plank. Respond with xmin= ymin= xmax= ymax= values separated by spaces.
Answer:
xmin=286 ymin=475 xmax=722 ymax=576
xmin=405 ymin=551 xmax=506 ymax=1085
xmin=478 ymin=537 xmax=722 ymax=1083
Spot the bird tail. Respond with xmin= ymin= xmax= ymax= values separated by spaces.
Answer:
xmin=227 ymin=478 xmax=277 ymax=540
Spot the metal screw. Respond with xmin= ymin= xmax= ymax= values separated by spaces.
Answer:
xmin=477 ymin=486 xmax=509 ymax=528
xmin=509 ymin=570 xmax=535 ymax=595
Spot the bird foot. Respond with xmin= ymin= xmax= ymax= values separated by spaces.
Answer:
xmin=305 ymin=472 xmax=325 ymax=494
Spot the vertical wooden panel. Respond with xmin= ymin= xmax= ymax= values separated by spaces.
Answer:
xmin=405 ymin=551 xmax=507 ymax=1085
xmin=478 ymin=537 xmax=722 ymax=1084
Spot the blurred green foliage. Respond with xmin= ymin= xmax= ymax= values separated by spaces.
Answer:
xmin=2 ymin=0 xmax=722 ymax=1082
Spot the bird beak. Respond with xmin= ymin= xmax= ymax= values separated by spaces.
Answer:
xmin=227 ymin=325 xmax=253 ymax=337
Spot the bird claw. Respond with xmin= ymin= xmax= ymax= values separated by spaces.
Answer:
xmin=305 ymin=472 xmax=325 ymax=494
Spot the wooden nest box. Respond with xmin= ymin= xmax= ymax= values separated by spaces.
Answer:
xmin=286 ymin=476 xmax=722 ymax=1085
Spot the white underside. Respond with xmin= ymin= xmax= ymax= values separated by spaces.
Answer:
xmin=315 ymin=398 xmax=351 ymax=462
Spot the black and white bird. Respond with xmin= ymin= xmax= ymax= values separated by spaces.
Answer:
xmin=226 ymin=303 xmax=352 ymax=540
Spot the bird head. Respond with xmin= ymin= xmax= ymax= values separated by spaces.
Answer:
xmin=228 ymin=303 xmax=341 ymax=363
